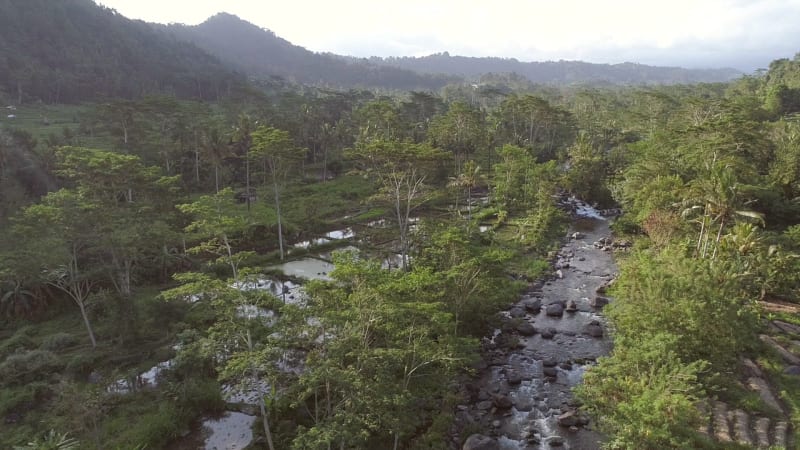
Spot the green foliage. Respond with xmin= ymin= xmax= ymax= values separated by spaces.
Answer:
xmin=12 ymin=429 xmax=78 ymax=450
xmin=39 ymin=333 xmax=78 ymax=352
xmin=608 ymin=250 xmax=758 ymax=372
xmin=0 ymin=350 xmax=61 ymax=385
xmin=578 ymin=334 xmax=707 ymax=450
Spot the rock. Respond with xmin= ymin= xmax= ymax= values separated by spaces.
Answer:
xmin=517 ymin=322 xmax=536 ymax=336
xmin=493 ymin=394 xmax=513 ymax=410
xmin=477 ymin=400 xmax=493 ymax=410
xmin=571 ymin=232 xmax=583 ymax=240
xmin=589 ymin=296 xmax=609 ymax=308
xmin=555 ymin=269 xmax=564 ymax=279
xmin=543 ymin=367 xmax=558 ymax=378
xmin=584 ymin=323 xmax=603 ymax=338
xmin=523 ymin=298 xmax=542 ymax=313
xmin=88 ymin=370 xmax=102 ymax=384
xmin=546 ymin=303 xmax=564 ymax=317
xmin=541 ymin=328 xmax=557 ymax=339
xmin=509 ymin=307 xmax=526 ymax=318
xmin=784 ymin=365 xmax=800 ymax=376
xmin=542 ymin=358 xmax=558 ymax=367
xmin=559 ymin=362 xmax=573 ymax=370
xmin=506 ymin=371 xmax=522 ymax=385
xmin=547 ymin=436 xmax=565 ymax=447
xmin=462 ymin=434 xmax=500 ymax=450
xmin=557 ymin=410 xmax=579 ymax=427
xmin=491 ymin=420 xmax=501 ymax=428
xmin=565 ymin=299 xmax=577 ymax=312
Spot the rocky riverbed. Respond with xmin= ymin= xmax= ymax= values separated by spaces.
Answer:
xmin=455 ymin=201 xmax=619 ymax=450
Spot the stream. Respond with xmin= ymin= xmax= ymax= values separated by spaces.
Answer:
xmin=456 ymin=201 xmax=618 ymax=450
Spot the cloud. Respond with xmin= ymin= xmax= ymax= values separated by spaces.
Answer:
xmin=97 ymin=0 xmax=800 ymax=70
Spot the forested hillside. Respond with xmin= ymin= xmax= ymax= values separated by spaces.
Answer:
xmin=369 ymin=53 xmax=742 ymax=85
xmin=162 ymin=13 xmax=457 ymax=91
xmin=0 ymin=0 xmax=244 ymax=103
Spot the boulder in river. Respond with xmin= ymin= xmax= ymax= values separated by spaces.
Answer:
xmin=546 ymin=303 xmax=564 ymax=317
xmin=523 ymin=298 xmax=542 ymax=313
xmin=565 ymin=299 xmax=577 ymax=312
xmin=517 ymin=322 xmax=536 ymax=336
xmin=557 ymin=410 xmax=579 ymax=427
xmin=506 ymin=370 xmax=522 ymax=385
xmin=463 ymin=434 xmax=500 ymax=450
xmin=541 ymin=328 xmax=557 ymax=339
xmin=590 ymin=295 xmax=609 ymax=309
xmin=509 ymin=307 xmax=526 ymax=318
xmin=492 ymin=394 xmax=513 ymax=410
xmin=584 ymin=321 xmax=603 ymax=338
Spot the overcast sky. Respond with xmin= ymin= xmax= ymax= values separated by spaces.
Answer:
xmin=97 ymin=0 xmax=800 ymax=71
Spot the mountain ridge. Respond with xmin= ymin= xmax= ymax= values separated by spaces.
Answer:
xmin=167 ymin=13 xmax=742 ymax=88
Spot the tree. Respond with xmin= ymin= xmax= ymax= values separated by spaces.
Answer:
xmin=347 ymin=139 xmax=449 ymax=270
xmin=14 ymin=189 xmax=100 ymax=347
xmin=448 ymin=160 xmax=484 ymax=223
xmin=55 ymin=147 xmax=180 ymax=298
xmin=251 ymin=126 xmax=306 ymax=260
xmin=428 ymin=101 xmax=487 ymax=172
xmin=292 ymin=253 xmax=471 ymax=449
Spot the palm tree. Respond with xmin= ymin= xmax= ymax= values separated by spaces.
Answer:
xmin=682 ymin=163 xmax=764 ymax=259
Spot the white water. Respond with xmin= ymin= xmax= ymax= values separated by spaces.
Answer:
xmin=199 ymin=412 xmax=255 ymax=450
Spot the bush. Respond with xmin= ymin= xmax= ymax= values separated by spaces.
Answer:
xmin=577 ymin=334 xmax=707 ymax=450
xmin=40 ymin=333 xmax=77 ymax=351
xmin=0 ymin=329 xmax=35 ymax=358
xmin=64 ymin=352 xmax=99 ymax=378
xmin=0 ymin=350 xmax=61 ymax=384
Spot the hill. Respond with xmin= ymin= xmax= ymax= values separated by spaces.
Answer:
xmin=0 ymin=0 xmax=244 ymax=104
xmin=368 ymin=53 xmax=743 ymax=85
xmin=162 ymin=13 xmax=457 ymax=91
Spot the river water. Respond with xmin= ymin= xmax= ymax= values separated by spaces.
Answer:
xmin=455 ymin=203 xmax=617 ymax=449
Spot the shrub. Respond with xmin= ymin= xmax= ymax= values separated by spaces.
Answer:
xmin=40 ymin=333 xmax=77 ymax=351
xmin=0 ymin=350 xmax=60 ymax=384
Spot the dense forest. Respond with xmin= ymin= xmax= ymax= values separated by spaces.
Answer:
xmin=2 ymin=1 xmax=800 ymax=449
xmin=0 ymin=0 xmax=245 ymax=103
xmin=370 ymin=53 xmax=742 ymax=86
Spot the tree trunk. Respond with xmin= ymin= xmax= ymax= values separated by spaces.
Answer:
xmin=77 ymin=300 xmax=97 ymax=348
xmin=273 ymin=179 xmax=285 ymax=260
xmin=215 ymin=164 xmax=220 ymax=193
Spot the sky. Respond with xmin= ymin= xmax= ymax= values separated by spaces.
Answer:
xmin=96 ymin=0 xmax=800 ymax=71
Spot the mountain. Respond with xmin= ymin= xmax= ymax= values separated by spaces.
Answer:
xmin=367 ymin=53 xmax=743 ymax=85
xmin=164 ymin=14 xmax=740 ymax=89
xmin=162 ymin=13 xmax=457 ymax=91
xmin=0 ymin=0 xmax=244 ymax=104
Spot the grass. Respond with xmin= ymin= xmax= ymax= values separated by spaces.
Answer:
xmin=2 ymin=103 xmax=116 ymax=149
